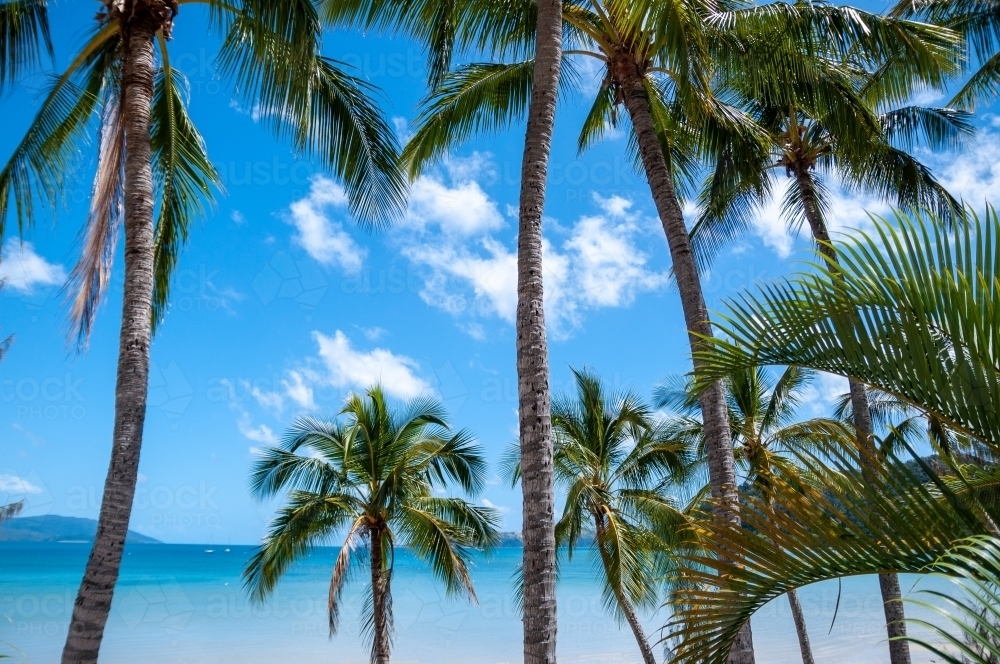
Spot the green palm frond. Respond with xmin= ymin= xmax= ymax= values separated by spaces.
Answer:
xmin=215 ymin=0 xmax=405 ymax=225
xmin=243 ymin=489 xmax=355 ymax=601
xmin=879 ymin=105 xmax=974 ymax=151
xmin=694 ymin=207 xmax=1000 ymax=448
xmin=403 ymin=60 xmax=535 ymax=178
xmin=667 ymin=440 xmax=993 ymax=663
xmin=0 ymin=0 xmax=51 ymax=92
xmin=900 ymin=536 xmax=1000 ymax=663
xmin=149 ymin=53 xmax=222 ymax=333
xmin=0 ymin=23 xmax=118 ymax=240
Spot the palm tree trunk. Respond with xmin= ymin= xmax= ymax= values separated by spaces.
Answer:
xmin=786 ymin=589 xmax=815 ymax=664
xmin=61 ymin=15 xmax=158 ymax=664
xmin=370 ymin=527 xmax=392 ymax=664
xmin=516 ymin=1 xmax=562 ymax=663
xmin=593 ymin=515 xmax=657 ymax=664
xmin=792 ymin=164 xmax=911 ymax=664
xmin=610 ymin=54 xmax=755 ymax=664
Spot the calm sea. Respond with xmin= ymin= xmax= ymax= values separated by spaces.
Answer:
xmin=0 ymin=542 xmax=955 ymax=663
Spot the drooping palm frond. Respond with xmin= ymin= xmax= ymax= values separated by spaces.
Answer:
xmin=900 ymin=536 xmax=1000 ymax=663
xmin=149 ymin=55 xmax=221 ymax=332
xmin=0 ymin=0 xmax=52 ymax=92
xmin=0 ymin=500 xmax=22 ymax=523
xmin=694 ymin=207 xmax=1000 ymax=449
xmin=214 ymin=0 xmax=405 ymax=226
xmin=403 ymin=60 xmax=536 ymax=178
xmin=0 ymin=23 xmax=118 ymax=240
xmin=667 ymin=439 xmax=994 ymax=663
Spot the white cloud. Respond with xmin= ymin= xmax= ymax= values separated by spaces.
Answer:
xmin=237 ymin=412 xmax=279 ymax=445
xmin=358 ymin=326 xmax=386 ymax=341
xmin=397 ymin=177 xmax=667 ymax=337
xmin=231 ymin=210 xmax=246 ymax=225
xmin=404 ymin=175 xmax=505 ymax=236
xmin=282 ymin=370 xmax=316 ymax=410
xmin=287 ymin=176 xmax=366 ymax=273
xmin=250 ymin=385 xmax=284 ymax=413
xmin=0 ymin=241 xmax=66 ymax=293
xmin=929 ymin=122 xmax=1000 ymax=207
xmin=0 ymin=473 xmax=43 ymax=494
xmin=313 ymin=330 xmax=431 ymax=400
xmin=481 ymin=498 xmax=511 ymax=515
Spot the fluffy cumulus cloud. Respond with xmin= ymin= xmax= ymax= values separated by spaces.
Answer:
xmin=287 ymin=176 xmax=366 ymax=273
xmin=313 ymin=330 xmax=431 ymax=400
xmin=0 ymin=241 xmax=66 ymax=293
xmin=392 ymin=159 xmax=668 ymax=337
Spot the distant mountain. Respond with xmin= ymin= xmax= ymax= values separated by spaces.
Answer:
xmin=0 ymin=515 xmax=161 ymax=544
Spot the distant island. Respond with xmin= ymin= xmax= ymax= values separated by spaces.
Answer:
xmin=0 ymin=515 xmax=161 ymax=544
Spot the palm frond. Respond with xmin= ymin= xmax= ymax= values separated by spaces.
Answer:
xmin=0 ymin=24 xmax=118 ymax=240
xmin=0 ymin=0 xmax=50 ymax=93
xmin=403 ymin=60 xmax=535 ymax=178
xmin=667 ymin=440 xmax=992 ymax=663
xmin=149 ymin=52 xmax=222 ymax=332
xmin=694 ymin=208 xmax=1000 ymax=448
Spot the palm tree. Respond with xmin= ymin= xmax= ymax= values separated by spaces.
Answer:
xmin=243 ymin=386 xmax=500 ymax=664
xmin=0 ymin=4 xmax=405 ymax=662
xmin=666 ymin=208 xmax=1000 ymax=662
xmin=403 ymin=6 xmax=957 ymax=661
xmin=656 ymin=366 xmax=858 ymax=664
xmin=543 ymin=368 xmax=692 ymax=664
xmin=323 ymin=2 xmax=563 ymax=658
xmin=693 ymin=53 xmax=968 ymax=663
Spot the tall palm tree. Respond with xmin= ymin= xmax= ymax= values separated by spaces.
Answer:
xmin=0 ymin=4 xmax=405 ymax=662
xmin=243 ymin=386 xmax=500 ymax=664
xmin=656 ymin=366 xmax=857 ymax=664
xmin=323 ymin=3 xmax=562 ymax=659
xmin=666 ymin=208 xmax=1000 ymax=662
xmin=693 ymin=38 xmax=967 ymax=662
xmin=402 ymin=5 xmax=956 ymax=661
xmin=543 ymin=368 xmax=692 ymax=664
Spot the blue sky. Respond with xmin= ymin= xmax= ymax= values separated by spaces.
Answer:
xmin=1 ymin=2 xmax=997 ymax=544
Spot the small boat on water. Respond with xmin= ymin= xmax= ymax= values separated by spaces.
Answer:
xmin=204 ymin=549 xmax=214 ymax=554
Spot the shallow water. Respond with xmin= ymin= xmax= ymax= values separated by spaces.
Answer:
xmin=0 ymin=542 xmax=956 ymax=663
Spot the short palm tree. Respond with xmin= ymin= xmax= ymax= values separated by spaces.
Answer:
xmin=548 ymin=368 xmax=692 ymax=664
xmin=656 ymin=366 xmax=856 ymax=664
xmin=330 ymin=2 xmax=565 ymax=659
xmin=0 ymin=4 xmax=404 ymax=663
xmin=243 ymin=386 xmax=500 ymax=664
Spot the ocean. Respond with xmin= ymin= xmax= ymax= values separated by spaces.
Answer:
xmin=0 ymin=542 xmax=957 ymax=663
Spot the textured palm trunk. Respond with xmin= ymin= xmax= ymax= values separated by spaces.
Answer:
xmin=516 ymin=0 xmax=562 ymax=663
xmin=786 ymin=589 xmax=815 ymax=664
xmin=370 ymin=527 xmax=391 ymax=664
xmin=60 ymin=16 xmax=158 ymax=664
xmin=792 ymin=165 xmax=911 ymax=664
xmin=611 ymin=55 xmax=755 ymax=664
xmin=593 ymin=515 xmax=656 ymax=664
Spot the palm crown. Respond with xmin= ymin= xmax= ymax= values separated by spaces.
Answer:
xmin=0 ymin=0 xmax=406 ymax=341
xmin=244 ymin=386 xmax=500 ymax=661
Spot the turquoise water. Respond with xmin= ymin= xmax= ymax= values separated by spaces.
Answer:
xmin=0 ymin=543 xmax=955 ymax=663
